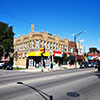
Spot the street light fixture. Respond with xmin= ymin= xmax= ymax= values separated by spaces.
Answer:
xmin=74 ymin=30 xmax=86 ymax=68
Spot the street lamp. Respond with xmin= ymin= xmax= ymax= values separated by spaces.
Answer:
xmin=0 ymin=45 xmax=5 ymax=62
xmin=74 ymin=30 xmax=86 ymax=68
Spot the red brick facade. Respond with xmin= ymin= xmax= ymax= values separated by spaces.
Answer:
xmin=68 ymin=41 xmax=76 ymax=56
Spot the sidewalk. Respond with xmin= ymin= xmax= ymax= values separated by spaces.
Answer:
xmin=19 ymin=65 xmax=80 ymax=73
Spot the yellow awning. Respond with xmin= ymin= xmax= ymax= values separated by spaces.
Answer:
xmin=43 ymin=52 xmax=50 ymax=56
xmin=28 ymin=52 xmax=41 ymax=56
xmin=28 ymin=52 xmax=50 ymax=57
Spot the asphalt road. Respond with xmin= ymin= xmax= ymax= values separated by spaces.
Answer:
xmin=0 ymin=68 xmax=100 ymax=100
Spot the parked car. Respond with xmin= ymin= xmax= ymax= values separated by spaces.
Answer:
xmin=80 ymin=62 xmax=88 ymax=68
xmin=3 ymin=63 xmax=13 ymax=70
xmin=0 ymin=61 xmax=4 ymax=69
xmin=93 ymin=62 xmax=99 ymax=68
xmin=88 ymin=62 xmax=94 ymax=68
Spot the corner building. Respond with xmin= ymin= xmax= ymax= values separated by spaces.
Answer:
xmin=14 ymin=24 xmax=69 ymax=68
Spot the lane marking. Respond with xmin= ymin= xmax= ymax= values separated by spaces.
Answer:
xmin=0 ymin=69 xmax=96 ymax=89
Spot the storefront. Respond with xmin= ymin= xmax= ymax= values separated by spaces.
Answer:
xmin=27 ymin=52 xmax=50 ymax=68
xmin=53 ymin=51 xmax=63 ymax=65
xmin=77 ymin=55 xmax=83 ymax=64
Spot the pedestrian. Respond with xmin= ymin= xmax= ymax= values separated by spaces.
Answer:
xmin=98 ymin=62 xmax=100 ymax=71
xmin=43 ymin=60 xmax=45 ymax=68
xmin=50 ymin=62 xmax=53 ymax=70
xmin=41 ymin=60 xmax=44 ymax=72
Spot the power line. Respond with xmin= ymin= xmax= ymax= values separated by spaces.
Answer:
xmin=0 ymin=10 xmax=69 ymax=38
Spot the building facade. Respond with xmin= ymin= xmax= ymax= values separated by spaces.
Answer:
xmin=14 ymin=24 xmax=69 ymax=68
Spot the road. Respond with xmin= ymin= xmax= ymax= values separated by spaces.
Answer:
xmin=0 ymin=68 xmax=100 ymax=100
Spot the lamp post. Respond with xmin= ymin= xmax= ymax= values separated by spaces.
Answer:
xmin=0 ymin=45 xmax=5 ymax=62
xmin=74 ymin=30 xmax=86 ymax=68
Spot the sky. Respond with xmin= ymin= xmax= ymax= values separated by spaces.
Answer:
xmin=0 ymin=0 xmax=100 ymax=52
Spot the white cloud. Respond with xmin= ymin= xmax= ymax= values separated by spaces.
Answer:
xmin=98 ymin=39 xmax=100 ymax=41
xmin=80 ymin=39 xmax=85 ymax=42
xmin=71 ymin=33 xmax=75 ymax=37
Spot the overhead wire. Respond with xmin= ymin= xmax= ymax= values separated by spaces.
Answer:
xmin=0 ymin=10 xmax=70 ymax=38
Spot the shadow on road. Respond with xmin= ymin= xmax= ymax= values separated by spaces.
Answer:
xmin=67 ymin=92 xmax=80 ymax=97
xmin=94 ymin=71 xmax=100 ymax=79
xmin=17 ymin=82 xmax=53 ymax=100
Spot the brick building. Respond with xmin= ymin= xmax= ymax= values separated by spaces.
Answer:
xmin=14 ymin=24 xmax=69 ymax=68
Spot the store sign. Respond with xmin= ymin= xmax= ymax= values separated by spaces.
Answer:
xmin=40 ymin=48 xmax=45 ymax=53
xmin=53 ymin=51 xmax=63 ymax=57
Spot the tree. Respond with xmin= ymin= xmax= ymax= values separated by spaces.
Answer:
xmin=0 ymin=22 xmax=15 ymax=59
xmin=13 ymin=51 xmax=18 ymax=61
xmin=89 ymin=47 xmax=100 ymax=54
xmin=62 ymin=52 xmax=69 ymax=65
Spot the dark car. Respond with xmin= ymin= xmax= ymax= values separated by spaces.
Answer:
xmin=93 ymin=62 xmax=99 ymax=68
xmin=3 ymin=63 xmax=13 ymax=70
xmin=80 ymin=62 xmax=88 ymax=68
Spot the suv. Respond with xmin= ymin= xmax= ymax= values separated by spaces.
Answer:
xmin=0 ymin=61 xmax=4 ymax=69
xmin=80 ymin=62 xmax=88 ymax=68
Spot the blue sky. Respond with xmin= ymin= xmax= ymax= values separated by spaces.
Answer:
xmin=0 ymin=0 xmax=100 ymax=52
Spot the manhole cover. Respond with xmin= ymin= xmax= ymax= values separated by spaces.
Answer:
xmin=67 ymin=92 xmax=80 ymax=97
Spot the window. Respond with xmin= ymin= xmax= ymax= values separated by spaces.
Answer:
xmin=64 ymin=45 xmax=67 ymax=51
xmin=61 ymin=45 xmax=63 ymax=49
xmin=59 ymin=44 xmax=61 ymax=49
xmin=56 ymin=44 xmax=58 ymax=49
xmin=69 ymin=47 xmax=73 ymax=53
xmin=41 ymin=40 xmax=43 ymax=48
xmin=36 ymin=40 xmax=39 ymax=48
xmin=80 ymin=49 xmax=82 ymax=54
xmin=50 ymin=42 xmax=52 ymax=49
xmin=44 ymin=41 xmax=46 ymax=47
xmin=32 ymin=40 xmax=34 ymax=48
xmin=53 ymin=43 xmax=55 ymax=49
xmin=28 ymin=42 xmax=29 ymax=48
xmin=47 ymin=42 xmax=49 ymax=49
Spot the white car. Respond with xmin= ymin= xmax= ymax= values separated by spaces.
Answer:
xmin=0 ymin=61 xmax=4 ymax=69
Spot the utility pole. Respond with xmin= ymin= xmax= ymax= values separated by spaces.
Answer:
xmin=40 ymin=46 xmax=45 ymax=72
xmin=74 ymin=30 xmax=86 ymax=68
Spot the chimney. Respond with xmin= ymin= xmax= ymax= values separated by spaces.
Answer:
xmin=31 ymin=24 xmax=34 ymax=32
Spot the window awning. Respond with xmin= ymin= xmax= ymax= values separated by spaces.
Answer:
xmin=64 ymin=52 xmax=70 ymax=56
xmin=88 ymin=56 xmax=93 ymax=60
xmin=77 ymin=55 xmax=83 ymax=60
xmin=53 ymin=51 xmax=63 ymax=57
xmin=28 ymin=52 xmax=50 ymax=57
